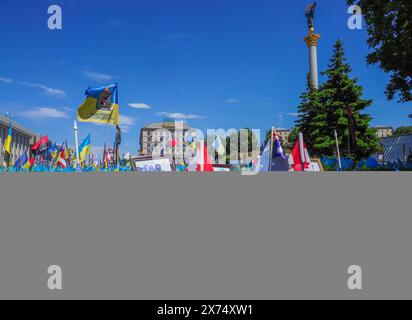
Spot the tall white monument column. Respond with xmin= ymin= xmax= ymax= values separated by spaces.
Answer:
xmin=304 ymin=27 xmax=321 ymax=89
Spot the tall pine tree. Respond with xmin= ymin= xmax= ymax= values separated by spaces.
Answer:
xmin=295 ymin=73 xmax=327 ymax=157
xmin=296 ymin=39 xmax=380 ymax=161
xmin=321 ymin=39 xmax=379 ymax=160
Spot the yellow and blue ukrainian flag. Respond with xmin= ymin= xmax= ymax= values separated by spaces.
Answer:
xmin=2 ymin=122 xmax=12 ymax=165
xmin=14 ymin=152 xmax=31 ymax=172
xmin=77 ymin=84 xmax=119 ymax=125
xmin=78 ymin=134 xmax=91 ymax=163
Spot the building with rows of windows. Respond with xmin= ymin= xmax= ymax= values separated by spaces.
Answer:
xmin=139 ymin=121 xmax=196 ymax=156
xmin=0 ymin=114 xmax=40 ymax=166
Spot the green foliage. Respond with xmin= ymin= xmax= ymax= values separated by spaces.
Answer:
xmin=393 ymin=126 xmax=412 ymax=136
xmin=296 ymin=39 xmax=380 ymax=161
xmin=295 ymin=74 xmax=328 ymax=157
xmin=348 ymin=0 xmax=412 ymax=103
xmin=223 ymin=129 xmax=259 ymax=163
xmin=288 ymin=127 xmax=299 ymax=146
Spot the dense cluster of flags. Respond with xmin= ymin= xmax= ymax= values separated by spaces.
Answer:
xmin=1 ymin=110 xmax=307 ymax=173
xmin=3 ymin=82 xmax=405 ymax=173
xmin=1 ymin=82 xmax=121 ymax=172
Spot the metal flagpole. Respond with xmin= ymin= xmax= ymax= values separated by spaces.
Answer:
xmin=299 ymin=132 xmax=306 ymax=172
xmin=334 ymin=130 xmax=342 ymax=170
xmin=200 ymin=140 xmax=205 ymax=172
xmin=269 ymin=127 xmax=275 ymax=171
xmin=73 ymin=120 xmax=81 ymax=171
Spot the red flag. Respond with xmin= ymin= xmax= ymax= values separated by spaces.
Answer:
xmin=197 ymin=140 xmax=214 ymax=172
xmin=31 ymin=135 xmax=49 ymax=153
xmin=289 ymin=138 xmax=310 ymax=172
xmin=188 ymin=141 xmax=214 ymax=172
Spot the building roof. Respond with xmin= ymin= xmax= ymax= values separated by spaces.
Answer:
xmin=142 ymin=122 xmax=191 ymax=130
xmin=381 ymin=134 xmax=412 ymax=163
xmin=0 ymin=114 xmax=38 ymax=137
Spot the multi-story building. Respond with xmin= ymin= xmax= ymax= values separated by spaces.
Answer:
xmin=139 ymin=121 xmax=196 ymax=156
xmin=374 ymin=126 xmax=393 ymax=138
xmin=0 ymin=114 xmax=40 ymax=165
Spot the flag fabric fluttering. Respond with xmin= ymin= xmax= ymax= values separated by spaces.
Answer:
xmin=289 ymin=135 xmax=311 ymax=172
xmin=48 ymin=143 xmax=59 ymax=161
xmin=273 ymin=132 xmax=287 ymax=160
xmin=14 ymin=152 xmax=29 ymax=172
xmin=258 ymin=141 xmax=271 ymax=172
xmin=31 ymin=135 xmax=49 ymax=154
xmin=212 ymin=136 xmax=226 ymax=155
xmin=64 ymin=140 xmax=71 ymax=167
xmin=2 ymin=122 xmax=12 ymax=166
xmin=103 ymin=144 xmax=112 ymax=168
xmin=77 ymin=84 xmax=119 ymax=125
xmin=188 ymin=140 xmax=214 ymax=172
xmin=77 ymin=134 xmax=91 ymax=163
xmin=257 ymin=130 xmax=289 ymax=172
xmin=114 ymin=125 xmax=121 ymax=165
xmin=56 ymin=146 xmax=67 ymax=168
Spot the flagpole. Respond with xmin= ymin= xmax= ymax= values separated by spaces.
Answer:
xmin=73 ymin=120 xmax=80 ymax=169
xmin=4 ymin=112 xmax=12 ymax=169
xmin=269 ymin=127 xmax=275 ymax=171
xmin=334 ymin=130 xmax=342 ymax=170
xmin=299 ymin=132 xmax=306 ymax=172
xmin=200 ymin=140 xmax=205 ymax=172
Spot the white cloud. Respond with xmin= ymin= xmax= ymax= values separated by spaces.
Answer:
xmin=128 ymin=103 xmax=152 ymax=110
xmin=225 ymin=98 xmax=240 ymax=104
xmin=0 ymin=76 xmax=66 ymax=98
xmin=83 ymin=70 xmax=114 ymax=83
xmin=157 ymin=112 xmax=204 ymax=120
xmin=118 ymin=115 xmax=138 ymax=133
xmin=278 ymin=112 xmax=300 ymax=117
xmin=18 ymin=107 xmax=70 ymax=119
xmin=0 ymin=77 xmax=12 ymax=83
xmin=119 ymin=115 xmax=137 ymax=126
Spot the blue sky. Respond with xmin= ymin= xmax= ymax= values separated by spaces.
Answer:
xmin=0 ymin=0 xmax=411 ymax=154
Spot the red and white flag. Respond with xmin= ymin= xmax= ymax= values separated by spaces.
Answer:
xmin=57 ymin=149 xmax=67 ymax=168
xmin=289 ymin=135 xmax=311 ymax=172
xmin=188 ymin=140 xmax=214 ymax=172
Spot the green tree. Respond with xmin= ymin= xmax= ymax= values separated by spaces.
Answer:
xmin=295 ymin=74 xmax=328 ymax=157
xmin=393 ymin=126 xmax=412 ymax=136
xmin=288 ymin=127 xmax=299 ymax=146
xmin=224 ymin=129 xmax=259 ymax=163
xmin=319 ymin=39 xmax=380 ymax=160
xmin=348 ymin=0 xmax=412 ymax=103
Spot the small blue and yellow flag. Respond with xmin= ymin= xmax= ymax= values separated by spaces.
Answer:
xmin=78 ymin=134 xmax=91 ymax=163
xmin=2 ymin=122 xmax=12 ymax=165
xmin=77 ymin=84 xmax=119 ymax=125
